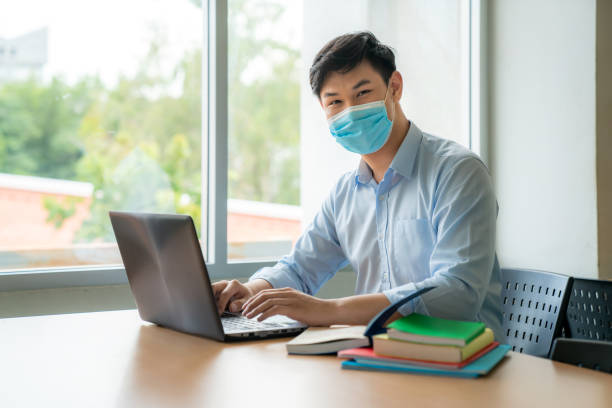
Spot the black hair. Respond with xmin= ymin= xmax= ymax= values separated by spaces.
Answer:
xmin=309 ymin=31 xmax=396 ymax=98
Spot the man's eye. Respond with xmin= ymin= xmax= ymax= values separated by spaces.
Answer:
xmin=329 ymin=100 xmax=341 ymax=106
xmin=357 ymin=90 xmax=371 ymax=97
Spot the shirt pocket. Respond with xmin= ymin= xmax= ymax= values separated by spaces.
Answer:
xmin=391 ymin=218 xmax=435 ymax=281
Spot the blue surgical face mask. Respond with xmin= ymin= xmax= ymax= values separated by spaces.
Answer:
xmin=327 ymin=87 xmax=394 ymax=155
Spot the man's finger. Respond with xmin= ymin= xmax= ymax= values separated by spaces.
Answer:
xmin=242 ymin=292 xmax=271 ymax=313
xmin=216 ymin=280 xmax=242 ymax=314
xmin=243 ymin=297 xmax=273 ymax=318
xmin=244 ymin=298 xmax=291 ymax=319
xmin=229 ymin=298 xmax=245 ymax=312
xmin=257 ymin=305 xmax=286 ymax=322
xmin=242 ymin=288 xmax=294 ymax=311
xmin=212 ymin=280 xmax=228 ymax=297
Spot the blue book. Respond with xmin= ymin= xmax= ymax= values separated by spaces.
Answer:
xmin=341 ymin=344 xmax=511 ymax=378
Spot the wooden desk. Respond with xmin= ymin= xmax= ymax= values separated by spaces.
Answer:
xmin=1 ymin=310 xmax=611 ymax=408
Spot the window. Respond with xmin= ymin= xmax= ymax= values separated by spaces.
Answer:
xmin=0 ymin=0 xmax=479 ymax=287
xmin=225 ymin=0 xmax=303 ymax=261
xmin=0 ymin=0 xmax=203 ymax=272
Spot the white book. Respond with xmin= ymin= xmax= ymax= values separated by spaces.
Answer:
xmin=286 ymin=325 xmax=369 ymax=355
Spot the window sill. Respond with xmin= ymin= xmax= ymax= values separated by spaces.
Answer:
xmin=0 ymin=266 xmax=128 ymax=291
xmin=0 ymin=261 xmax=278 ymax=292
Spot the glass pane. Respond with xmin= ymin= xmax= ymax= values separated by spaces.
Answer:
xmin=227 ymin=0 xmax=467 ymax=261
xmin=0 ymin=0 xmax=203 ymax=272
xmin=227 ymin=0 xmax=303 ymax=261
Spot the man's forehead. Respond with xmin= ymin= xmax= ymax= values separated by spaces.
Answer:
xmin=319 ymin=61 xmax=384 ymax=95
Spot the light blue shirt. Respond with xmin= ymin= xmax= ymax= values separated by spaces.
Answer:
xmin=250 ymin=122 xmax=503 ymax=339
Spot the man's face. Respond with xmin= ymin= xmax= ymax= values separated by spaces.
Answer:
xmin=319 ymin=60 xmax=390 ymax=120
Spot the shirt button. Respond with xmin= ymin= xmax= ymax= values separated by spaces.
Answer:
xmin=378 ymin=195 xmax=385 ymax=201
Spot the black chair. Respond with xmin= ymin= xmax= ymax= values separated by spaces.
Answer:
xmin=500 ymin=268 xmax=571 ymax=357
xmin=550 ymin=338 xmax=612 ymax=373
xmin=564 ymin=278 xmax=612 ymax=342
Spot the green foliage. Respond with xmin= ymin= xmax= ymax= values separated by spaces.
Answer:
xmin=0 ymin=0 xmax=300 ymax=242
xmin=0 ymin=77 xmax=99 ymax=179
xmin=228 ymin=0 xmax=301 ymax=205
xmin=73 ymin=44 xmax=203 ymax=242
xmin=43 ymin=196 xmax=82 ymax=228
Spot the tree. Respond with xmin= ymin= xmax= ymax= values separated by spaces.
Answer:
xmin=73 ymin=43 xmax=203 ymax=241
xmin=227 ymin=0 xmax=301 ymax=205
xmin=0 ymin=77 xmax=100 ymax=179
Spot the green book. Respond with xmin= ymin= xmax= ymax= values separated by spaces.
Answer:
xmin=386 ymin=313 xmax=485 ymax=346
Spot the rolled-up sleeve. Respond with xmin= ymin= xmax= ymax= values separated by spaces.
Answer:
xmin=383 ymin=157 xmax=498 ymax=320
xmin=249 ymin=183 xmax=349 ymax=295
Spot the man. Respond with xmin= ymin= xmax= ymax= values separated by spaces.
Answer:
xmin=213 ymin=31 xmax=503 ymax=339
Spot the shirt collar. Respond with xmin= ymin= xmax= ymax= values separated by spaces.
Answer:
xmin=354 ymin=122 xmax=423 ymax=186
xmin=390 ymin=122 xmax=422 ymax=179
xmin=355 ymin=160 xmax=372 ymax=185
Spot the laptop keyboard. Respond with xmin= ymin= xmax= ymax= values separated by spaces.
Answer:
xmin=221 ymin=312 xmax=283 ymax=332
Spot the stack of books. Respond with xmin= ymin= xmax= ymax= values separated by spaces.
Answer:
xmin=339 ymin=313 xmax=510 ymax=378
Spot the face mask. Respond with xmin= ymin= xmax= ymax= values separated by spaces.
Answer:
xmin=327 ymin=86 xmax=394 ymax=154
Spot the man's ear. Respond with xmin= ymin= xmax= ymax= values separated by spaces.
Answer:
xmin=389 ymin=71 xmax=403 ymax=102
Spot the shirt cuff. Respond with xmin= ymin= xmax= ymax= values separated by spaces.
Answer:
xmin=383 ymin=283 xmax=419 ymax=316
xmin=249 ymin=264 xmax=300 ymax=291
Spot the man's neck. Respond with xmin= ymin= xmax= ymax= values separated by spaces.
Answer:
xmin=362 ymin=108 xmax=410 ymax=183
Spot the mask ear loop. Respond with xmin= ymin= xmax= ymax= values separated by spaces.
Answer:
xmin=384 ymin=83 xmax=396 ymax=122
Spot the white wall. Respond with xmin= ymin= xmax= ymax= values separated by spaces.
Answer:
xmin=489 ymin=0 xmax=597 ymax=278
xmin=597 ymin=0 xmax=612 ymax=280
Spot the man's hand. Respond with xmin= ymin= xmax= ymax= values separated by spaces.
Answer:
xmin=241 ymin=287 xmax=339 ymax=326
xmin=242 ymin=290 xmax=397 ymax=327
xmin=215 ymin=280 xmax=396 ymax=327
xmin=212 ymin=279 xmax=272 ymax=315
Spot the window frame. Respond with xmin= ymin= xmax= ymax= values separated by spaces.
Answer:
xmin=0 ymin=0 xmax=485 ymax=291
xmin=469 ymin=0 xmax=488 ymax=165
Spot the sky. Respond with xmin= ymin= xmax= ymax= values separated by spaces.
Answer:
xmin=0 ymin=0 xmax=303 ymax=87
xmin=0 ymin=0 xmax=203 ymax=86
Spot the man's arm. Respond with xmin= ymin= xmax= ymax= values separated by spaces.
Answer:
xmin=213 ymin=177 xmax=349 ymax=314
xmin=241 ymin=289 xmax=399 ymax=326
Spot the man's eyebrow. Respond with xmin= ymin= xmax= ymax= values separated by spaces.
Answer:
xmin=352 ymin=79 xmax=371 ymax=90
xmin=322 ymin=79 xmax=370 ymax=97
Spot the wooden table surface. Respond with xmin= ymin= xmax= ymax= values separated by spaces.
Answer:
xmin=1 ymin=310 xmax=611 ymax=408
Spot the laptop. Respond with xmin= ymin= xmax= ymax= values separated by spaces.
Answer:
xmin=109 ymin=211 xmax=307 ymax=341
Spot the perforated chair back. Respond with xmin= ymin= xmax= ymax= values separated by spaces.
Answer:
xmin=551 ymin=338 xmax=612 ymax=373
xmin=500 ymin=268 xmax=571 ymax=357
xmin=565 ymin=278 xmax=612 ymax=341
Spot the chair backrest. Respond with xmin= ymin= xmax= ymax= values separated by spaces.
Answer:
xmin=500 ymin=268 xmax=571 ymax=357
xmin=565 ymin=278 xmax=612 ymax=341
xmin=551 ymin=338 xmax=612 ymax=373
